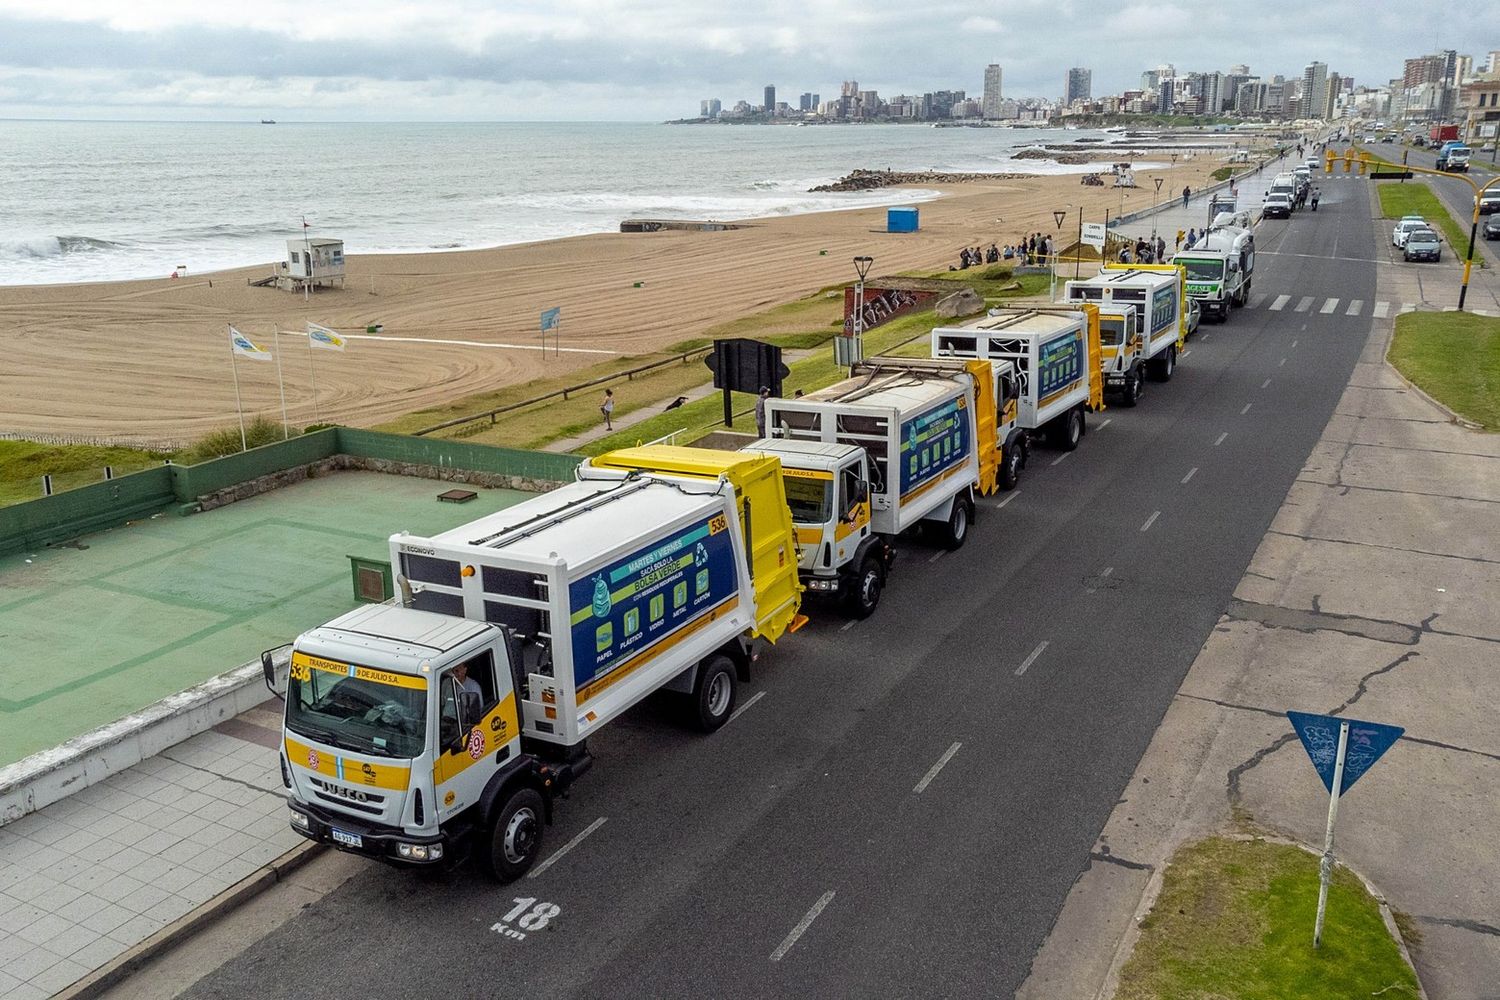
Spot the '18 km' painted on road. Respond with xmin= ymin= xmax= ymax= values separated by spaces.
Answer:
xmin=490 ymin=897 xmax=562 ymax=942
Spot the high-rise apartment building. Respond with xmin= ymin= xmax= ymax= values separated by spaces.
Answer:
xmin=1323 ymin=73 xmax=1342 ymax=118
xmin=983 ymin=64 xmax=1003 ymax=118
xmin=1229 ymin=64 xmax=1250 ymax=77
xmin=1302 ymin=61 xmax=1328 ymax=119
xmin=764 ymin=85 xmax=776 ymax=114
xmin=1065 ymin=67 xmax=1092 ymax=105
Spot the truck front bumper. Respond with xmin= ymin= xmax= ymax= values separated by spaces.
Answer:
xmin=288 ymin=799 xmax=456 ymax=866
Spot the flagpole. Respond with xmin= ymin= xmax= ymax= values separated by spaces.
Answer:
xmin=272 ymin=325 xmax=290 ymax=439
xmin=227 ymin=325 xmax=248 ymax=452
xmin=305 ymin=325 xmax=321 ymax=424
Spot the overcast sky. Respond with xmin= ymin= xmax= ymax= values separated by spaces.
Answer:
xmin=0 ymin=1 xmax=1492 ymax=121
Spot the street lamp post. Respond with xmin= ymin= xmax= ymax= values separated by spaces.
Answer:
xmin=1050 ymin=209 xmax=1067 ymax=302
xmin=1151 ymin=177 xmax=1164 ymax=239
xmin=851 ymin=255 xmax=873 ymax=373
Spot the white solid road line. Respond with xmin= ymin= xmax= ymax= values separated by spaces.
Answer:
xmin=529 ymin=816 xmax=607 ymax=879
xmin=1181 ymin=466 xmax=1198 ymax=484
xmin=1373 ymin=301 xmax=1391 ymax=318
xmin=1140 ymin=510 xmax=1161 ymax=532
xmin=1050 ymin=452 xmax=1070 ymax=466
xmin=727 ymin=689 xmax=768 ymax=722
xmin=1241 ymin=402 xmax=1253 ymax=415
xmin=1270 ymin=294 xmax=1291 ymax=311
xmin=1295 ymin=296 xmax=1315 ymax=313
xmin=995 ymin=490 xmax=1020 ymax=509
xmin=1320 ymin=298 xmax=1339 ymax=314
xmin=1215 ymin=432 xmax=1229 ymax=446
xmin=1346 ymin=299 xmax=1363 ymax=316
xmin=771 ymin=891 xmax=836 ymax=963
xmin=913 ymin=742 xmax=963 ymax=794
xmin=1015 ymin=641 xmax=1049 ymax=677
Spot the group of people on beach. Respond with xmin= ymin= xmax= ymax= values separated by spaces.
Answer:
xmin=955 ymin=233 xmax=1054 ymax=270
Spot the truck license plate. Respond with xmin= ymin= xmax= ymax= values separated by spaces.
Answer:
xmin=331 ymin=828 xmax=363 ymax=849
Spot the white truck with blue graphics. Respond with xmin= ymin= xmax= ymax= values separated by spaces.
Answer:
xmin=1062 ymin=265 xmax=1185 ymax=407
xmin=270 ymin=448 xmax=802 ymax=881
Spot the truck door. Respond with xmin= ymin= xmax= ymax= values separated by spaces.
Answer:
xmin=834 ymin=459 xmax=871 ymax=565
xmin=432 ymin=645 xmax=521 ymax=823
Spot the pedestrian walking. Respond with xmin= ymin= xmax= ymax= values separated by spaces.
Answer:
xmin=755 ymin=387 xmax=771 ymax=438
xmin=1155 ymin=235 xmax=1166 ymax=262
xmin=1181 ymin=185 xmax=1191 ymax=208
xmin=600 ymin=388 xmax=615 ymax=431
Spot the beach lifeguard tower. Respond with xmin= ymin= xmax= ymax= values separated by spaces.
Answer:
xmin=282 ymin=237 xmax=345 ymax=291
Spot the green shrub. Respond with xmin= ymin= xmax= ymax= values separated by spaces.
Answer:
xmin=181 ymin=416 xmax=296 ymax=464
xmin=1211 ymin=166 xmax=1235 ymax=181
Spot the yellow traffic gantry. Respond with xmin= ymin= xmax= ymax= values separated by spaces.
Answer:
xmin=1324 ymin=149 xmax=1336 ymax=173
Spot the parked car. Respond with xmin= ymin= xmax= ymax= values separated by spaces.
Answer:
xmin=1186 ymin=297 xmax=1202 ymax=335
xmin=1482 ymin=215 xmax=1500 ymax=241
xmin=1392 ymin=218 xmax=1429 ymax=248
xmin=1264 ymin=193 xmax=1293 ymax=219
xmin=1403 ymin=230 xmax=1442 ymax=262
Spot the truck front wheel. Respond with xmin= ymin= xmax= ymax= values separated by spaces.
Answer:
xmin=844 ymin=557 xmax=884 ymax=619
xmin=1120 ymin=366 xmax=1143 ymax=408
xmin=482 ymin=787 xmax=545 ymax=883
xmin=692 ymin=655 xmax=737 ymax=732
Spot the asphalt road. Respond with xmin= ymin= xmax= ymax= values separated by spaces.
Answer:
xmin=176 ymin=178 xmax=1379 ymax=1000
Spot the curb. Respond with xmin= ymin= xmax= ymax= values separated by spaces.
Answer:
xmin=1381 ymin=315 xmax=1489 ymax=432
xmin=1092 ymin=832 xmax=1428 ymax=1000
xmin=54 ymin=840 xmax=327 ymax=1000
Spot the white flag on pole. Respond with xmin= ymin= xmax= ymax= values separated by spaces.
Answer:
xmin=229 ymin=326 xmax=273 ymax=361
xmin=307 ymin=322 xmax=348 ymax=352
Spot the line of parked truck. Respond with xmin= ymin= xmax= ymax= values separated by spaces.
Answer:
xmin=266 ymin=260 xmax=1228 ymax=882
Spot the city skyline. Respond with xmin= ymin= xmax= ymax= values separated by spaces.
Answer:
xmin=0 ymin=1 xmax=1494 ymax=120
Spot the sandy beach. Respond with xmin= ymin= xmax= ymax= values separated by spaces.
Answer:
xmin=0 ymin=154 xmax=1235 ymax=445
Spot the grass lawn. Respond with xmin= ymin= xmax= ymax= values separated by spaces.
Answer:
xmin=1376 ymin=179 xmax=1487 ymax=266
xmin=1115 ymin=837 xmax=1420 ymax=1000
xmin=0 ymin=440 xmax=168 ymax=507
xmin=1389 ymin=311 xmax=1500 ymax=430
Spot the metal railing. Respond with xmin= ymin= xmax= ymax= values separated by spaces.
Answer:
xmin=413 ymin=346 xmax=714 ymax=437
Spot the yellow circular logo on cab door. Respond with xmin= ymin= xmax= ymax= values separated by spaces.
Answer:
xmin=443 ymin=791 xmax=456 ymax=807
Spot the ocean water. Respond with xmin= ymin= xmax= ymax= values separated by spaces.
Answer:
xmin=0 ymin=120 xmax=1119 ymax=286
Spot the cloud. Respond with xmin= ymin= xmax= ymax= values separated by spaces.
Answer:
xmin=0 ymin=0 xmax=1493 ymax=119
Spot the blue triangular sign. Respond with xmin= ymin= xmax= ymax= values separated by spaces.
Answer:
xmin=1287 ymin=711 xmax=1404 ymax=797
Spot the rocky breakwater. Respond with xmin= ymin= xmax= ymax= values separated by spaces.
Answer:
xmin=810 ymin=169 xmax=1026 ymax=192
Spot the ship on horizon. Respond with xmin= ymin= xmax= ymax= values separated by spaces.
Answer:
xmin=260 ymin=118 xmax=276 ymax=124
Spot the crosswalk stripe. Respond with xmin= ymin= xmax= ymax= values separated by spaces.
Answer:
xmin=1270 ymin=294 xmax=1291 ymax=311
xmin=1295 ymin=296 xmax=1315 ymax=312
xmin=1346 ymin=299 xmax=1363 ymax=316
xmin=1249 ymin=293 xmax=1268 ymax=309
xmin=1320 ymin=298 xmax=1340 ymax=314
xmin=1372 ymin=301 xmax=1391 ymax=318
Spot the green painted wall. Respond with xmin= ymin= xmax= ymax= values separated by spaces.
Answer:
xmin=0 ymin=428 xmax=580 ymax=557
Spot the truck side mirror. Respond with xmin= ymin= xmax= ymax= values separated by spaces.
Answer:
xmin=261 ymin=647 xmax=287 ymax=697
xmin=855 ymin=481 xmax=869 ymax=504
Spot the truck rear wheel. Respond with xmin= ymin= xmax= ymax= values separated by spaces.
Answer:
xmin=482 ymin=786 xmax=545 ymax=883
xmin=1150 ymin=347 xmax=1176 ymax=382
xmin=1120 ymin=367 xmax=1143 ymax=408
xmin=691 ymin=655 xmax=737 ymax=732
xmin=938 ymin=496 xmax=973 ymax=550
xmin=1053 ymin=407 xmax=1084 ymax=451
xmin=843 ymin=557 xmax=884 ymax=619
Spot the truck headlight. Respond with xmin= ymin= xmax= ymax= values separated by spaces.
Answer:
xmin=289 ymin=810 xmax=311 ymax=831
xmin=397 ymin=843 xmax=442 ymax=861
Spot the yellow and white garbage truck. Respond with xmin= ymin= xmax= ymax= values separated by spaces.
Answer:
xmin=1062 ymin=265 xmax=1186 ymax=407
xmin=930 ymin=304 xmax=1105 ymax=446
xmin=270 ymin=448 xmax=802 ymax=881
xmin=745 ymin=357 xmax=1002 ymax=616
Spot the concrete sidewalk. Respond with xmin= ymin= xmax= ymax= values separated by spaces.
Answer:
xmin=1020 ymin=198 xmax=1500 ymax=998
xmin=0 ymin=709 xmax=299 ymax=999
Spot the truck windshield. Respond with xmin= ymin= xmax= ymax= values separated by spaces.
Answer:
xmin=1098 ymin=318 xmax=1125 ymax=345
xmin=1180 ymin=258 xmax=1224 ymax=281
xmin=782 ymin=475 xmax=832 ymax=524
xmin=286 ymin=657 xmax=426 ymax=759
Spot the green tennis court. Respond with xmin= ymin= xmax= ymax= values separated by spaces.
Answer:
xmin=0 ymin=471 xmax=529 ymax=767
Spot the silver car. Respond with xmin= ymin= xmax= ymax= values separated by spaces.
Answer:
xmin=1392 ymin=219 xmax=1428 ymax=248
